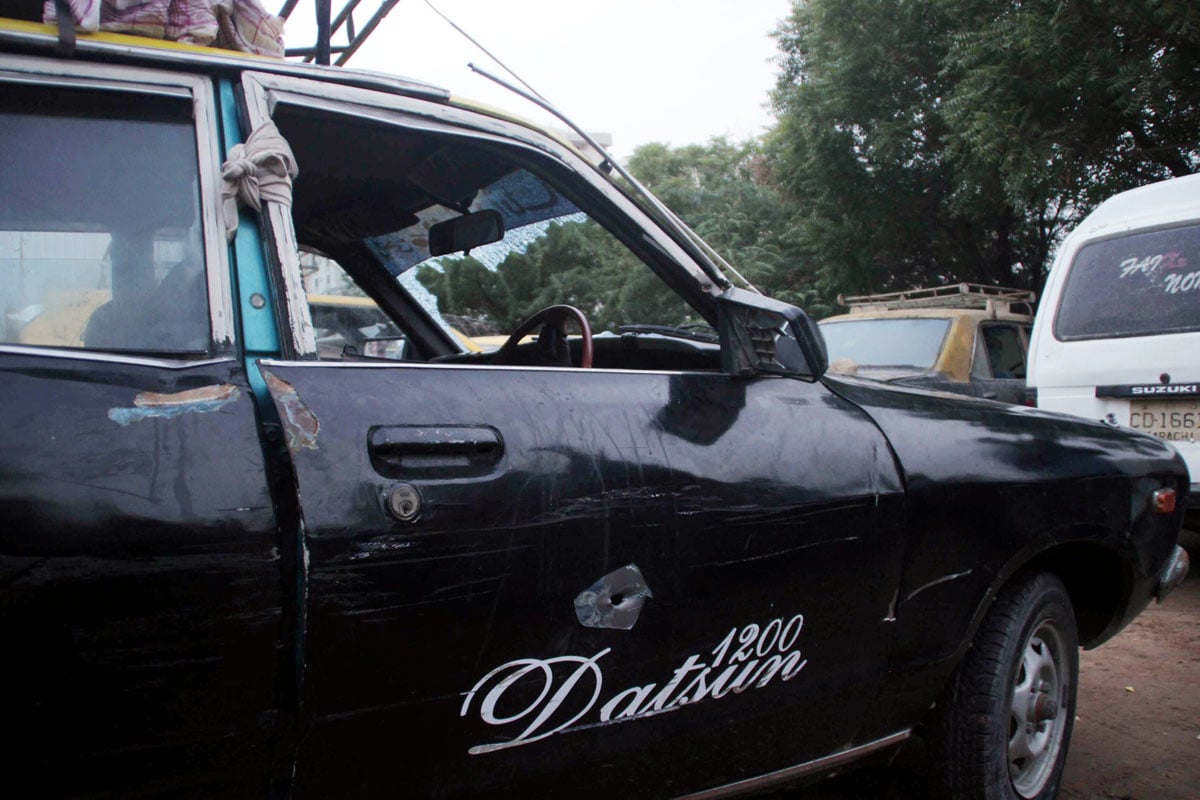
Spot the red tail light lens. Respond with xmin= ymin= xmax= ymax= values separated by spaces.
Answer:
xmin=1151 ymin=488 xmax=1177 ymax=514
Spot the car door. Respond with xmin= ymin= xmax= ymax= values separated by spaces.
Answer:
xmin=240 ymin=72 xmax=909 ymax=798
xmin=262 ymin=362 xmax=909 ymax=798
xmin=0 ymin=58 xmax=282 ymax=796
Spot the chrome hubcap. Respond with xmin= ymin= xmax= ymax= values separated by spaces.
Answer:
xmin=1009 ymin=620 xmax=1068 ymax=797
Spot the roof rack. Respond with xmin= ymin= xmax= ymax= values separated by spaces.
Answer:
xmin=838 ymin=283 xmax=1036 ymax=316
xmin=278 ymin=0 xmax=402 ymax=66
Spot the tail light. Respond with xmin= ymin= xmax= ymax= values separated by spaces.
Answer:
xmin=1151 ymin=488 xmax=1177 ymax=515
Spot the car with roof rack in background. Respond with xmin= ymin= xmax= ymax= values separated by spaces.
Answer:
xmin=819 ymin=283 xmax=1036 ymax=405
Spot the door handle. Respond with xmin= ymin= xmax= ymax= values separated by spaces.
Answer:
xmin=368 ymin=425 xmax=503 ymax=476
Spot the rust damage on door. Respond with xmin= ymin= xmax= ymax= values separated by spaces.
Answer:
xmin=107 ymin=383 xmax=241 ymax=425
xmin=263 ymin=369 xmax=320 ymax=452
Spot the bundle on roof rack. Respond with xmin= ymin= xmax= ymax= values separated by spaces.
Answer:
xmin=42 ymin=0 xmax=284 ymax=56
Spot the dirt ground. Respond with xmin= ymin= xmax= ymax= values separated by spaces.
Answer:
xmin=1060 ymin=545 xmax=1200 ymax=800
xmin=783 ymin=542 xmax=1200 ymax=800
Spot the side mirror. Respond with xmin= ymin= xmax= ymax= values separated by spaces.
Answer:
xmin=428 ymin=210 xmax=505 ymax=256
xmin=715 ymin=288 xmax=828 ymax=380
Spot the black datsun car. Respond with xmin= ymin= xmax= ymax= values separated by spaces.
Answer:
xmin=0 ymin=13 xmax=1191 ymax=800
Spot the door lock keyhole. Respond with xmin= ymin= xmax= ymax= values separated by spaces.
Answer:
xmin=386 ymin=483 xmax=422 ymax=523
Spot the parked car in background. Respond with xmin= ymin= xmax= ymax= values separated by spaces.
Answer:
xmin=308 ymin=293 xmax=405 ymax=358
xmin=819 ymin=283 xmax=1036 ymax=404
xmin=307 ymin=293 xmax=482 ymax=359
xmin=0 ymin=13 xmax=1191 ymax=800
xmin=1028 ymin=173 xmax=1200 ymax=527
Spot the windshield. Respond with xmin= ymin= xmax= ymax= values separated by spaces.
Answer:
xmin=819 ymin=317 xmax=950 ymax=369
xmin=365 ymin=169 xmax=581 ymax=277
xmin=1055 ymin=223 xmax=1200 ymax=340
xmin=365 ymin=168 xmax=698 ymax=338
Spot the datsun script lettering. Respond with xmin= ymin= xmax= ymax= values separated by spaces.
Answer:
xmin=461 ymin=613 xmax=807 ymax=754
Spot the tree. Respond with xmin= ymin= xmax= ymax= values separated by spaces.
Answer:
xmin=942 ymin=0 xmax=1200 ymax=209
xmin=770 ymin=0 xmax=1199 ymax=300
xmin=770 ymin=0 xmax=1037 ymax=296
xmin=628 ymin=138 xmax=828 ymax=314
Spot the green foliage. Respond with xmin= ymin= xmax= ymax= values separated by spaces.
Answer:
xmin=770 ymin=0 xmax=1200 ymax=299
xmin=417 ymin=216 xmax=699 ymax=334
xmin=942 ymin=0 xmax=1200 ymax=206
xmin=771 ymin=0 xmax=1036 ymax=296
xmin=628 ymin=138 xmax=831 ymax=315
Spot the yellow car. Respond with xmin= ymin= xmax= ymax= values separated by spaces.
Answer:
xmin=819 ymin=283 xmax=1035 ymax=404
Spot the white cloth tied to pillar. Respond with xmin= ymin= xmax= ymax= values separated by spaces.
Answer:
xmin=220 ymin=120 xmax=299 ymax=242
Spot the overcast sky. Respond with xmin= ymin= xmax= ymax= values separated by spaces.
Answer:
xmin=282 ymin=0 xmax=794 ymax=158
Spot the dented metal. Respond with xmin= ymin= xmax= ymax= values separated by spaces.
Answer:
xmin=574 ymin=564 xmax=654 ymax=630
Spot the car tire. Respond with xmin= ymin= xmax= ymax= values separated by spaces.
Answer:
xmin=928 ymin=571 xmax=1079 ymax=800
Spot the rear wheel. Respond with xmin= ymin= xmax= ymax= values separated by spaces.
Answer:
xmin=929 ymin=572 xmax=1078 ymax=800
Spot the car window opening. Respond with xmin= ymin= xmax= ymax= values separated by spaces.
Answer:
xmin=1055 ymin=223 xmax=1200 ymax=341
xmin=273 ymin=103 xmax=719 ymax=370
xmin=0 ymin=85 xmax=210 ymax=355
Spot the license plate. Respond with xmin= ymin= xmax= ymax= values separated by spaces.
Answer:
xmin=1129 ymin=399 xmax=1200 ymax=443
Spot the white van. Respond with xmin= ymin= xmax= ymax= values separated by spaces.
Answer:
xmin=1028 ymin=173 xmax=1200 ymax=520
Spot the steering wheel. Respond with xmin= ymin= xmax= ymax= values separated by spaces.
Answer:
xmin=491 ymin=304 xmax=594 ymax=368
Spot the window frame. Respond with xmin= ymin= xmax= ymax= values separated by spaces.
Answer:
xmin=1051 ymin=219 xmax=1200 ymax=343
xmin=239 ymin=71 xmax=721 ymax=360
xmin=971 ymin=322 xmax=1029 ymax=381
xmin=0 ymin=55 xmax=234 ymax=359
